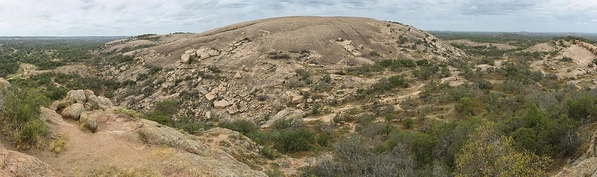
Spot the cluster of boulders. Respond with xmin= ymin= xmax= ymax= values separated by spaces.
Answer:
xmin=51 ymin=90 xmax=115 ymax=132
xmin=180 ymin=47 xmax=221 ymax=63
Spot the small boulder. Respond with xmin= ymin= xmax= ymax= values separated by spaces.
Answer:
xmin=185 ymin=49 xmax=197 ymax=57
xmin=214 ymin=99 xmax=230 ymax=109
xmin=49 ymin=101 xmax=60 ymax=111
xmin=206 ymin=49 xmax=220 ymax=56
xmin=180 ymin=54 xmax=191 ymax=64
xmin=299 ymin=88 xmax=311 ymax=95
xmin=84 ymin=102 xmax=93 ymax=111
xmin=80 ymin=112 xmax=98 ymax=132
xmin=205 ymin=111 xmax=212 ymax=119
xmin=234 ymin=72 xmax=242 ymax=79
xmin=84 ymin=89 xmax=95 ymax=99
xmin=61 ymin=103 xmax=85 ymax=120
xmin=292 ymin=95 xmax=303 ymax=104
xmin=205 ymin=93 xmax=216 ymax=101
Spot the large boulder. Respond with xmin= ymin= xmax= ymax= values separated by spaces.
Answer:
xmin=80 ymin=112 xmax=98 ymax=132
xmin=61 ymin=103 xmax=85 ymax=120
xmin=0 ymin=148 xmax=63 ymax=177
xmin=65 ymin=90 xmax=86 ymax=104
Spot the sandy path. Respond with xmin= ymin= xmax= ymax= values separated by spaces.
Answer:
xmin=34 ymin=114 xmax=157 ymax=175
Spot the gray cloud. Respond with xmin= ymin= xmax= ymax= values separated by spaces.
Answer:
xmin=0 ymin=0 xmax=595 ymax=36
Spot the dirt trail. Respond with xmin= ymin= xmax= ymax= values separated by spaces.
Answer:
xmin=34 ymin=111 xmax=159 ymax=175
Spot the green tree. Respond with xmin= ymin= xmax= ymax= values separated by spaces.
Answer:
xmin=155 ymin=99 xmax=178 ymax=116
xmin=410 ymin=132 xmax=438 ymax=165
xmin=455 ymin=97 xmax=474 ymax=117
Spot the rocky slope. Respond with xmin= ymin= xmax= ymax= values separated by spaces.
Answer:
xmin=0 ymin=86 xmax=266 ymax=176
xmin=93 ymin=16 xmax=466 ymax=124
xmin=42 ymin=90 xmax=266 ymax=176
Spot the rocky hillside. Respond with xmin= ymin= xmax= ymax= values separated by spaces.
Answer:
xmin=93 ymin=16 xmax=466 ymax=123
xmin=0 ymin=87 xmax=265 ymax=176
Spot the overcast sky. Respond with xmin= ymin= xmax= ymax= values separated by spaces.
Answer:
xmin=1 ymin=0 xmax=596 ymax=36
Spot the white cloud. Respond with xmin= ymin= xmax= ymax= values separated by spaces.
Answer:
xmin=470 ymin=6 xmax=477 ymax=10
xmin=592 ymin=19 xmax=597 ymax=23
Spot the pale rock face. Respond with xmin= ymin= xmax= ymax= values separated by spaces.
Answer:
xmin=61 ymin=103 xmax=85 ymax=120
xmin=234 ymin=72 xmax=242 ymax=79
xmin=214 ymin=99 xmax=231 ymax=109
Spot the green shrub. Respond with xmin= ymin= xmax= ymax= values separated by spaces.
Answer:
xmin=260 ymin=146 xmax=281 ymax=160
xmin=273 ymin=128 xmax=316 ymax=153
xmin=2 ymin=87 xmax=51 ymax=150
xmin=271 ymin=117 xmax=304 ymax=130
xmin=265 ymin=166 xmax=285 ymax=177
xmin=219 ymin=120 xmax=258 ymax=135
xmin=145 ymin=110 xmax=171 ymax=126
xmin=18 ymin=119 xmax=48 ymax=149
xmin=403 ymin=117 xmax=414 ymax=129
xmin=155 ymin=99 xmax=178 ymax=116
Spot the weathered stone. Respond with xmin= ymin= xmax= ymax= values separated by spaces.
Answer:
xmin=49 ymin=101 xmax=59 ymax=111
xmin=290 ymin=94 xmax=303 ymax=104
xmin=40 ymin=106 xmax=67 ymax=126
xmin=180 ymin=54 xmax=191 ymax=64
xmin=80 ymin=112 xmax=98 ymax=132
xmin=87 ymin=95 xmax=114 ymax=110
xmin=84 ymin=89 xmax=95 ymax=99
xmin=234 ymin=72 xmax=242 ymax=79
xmin=205 ymin=93 xmax=216 ymax=101
xmin=300 ymin=88 xmax=311 ymax=95
xmin=214 ymin=99 xmax=230 ymax=109
xmin=185 ymin=49 xmax=197 ymax=57
xmin=0 ymin=149 xmax=63 ymax=177
xmin=206 ymin=49 xmax=220 ymax=56
xmin=205 ymin=111 xmax=212 ymax=119
xmin=65 ymin=90 xmax=86 ymax=104
xmin=84 ymin=102 xmax=93 ymax=111
xmin=61 ymin=103 xmax=85 ymax=120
